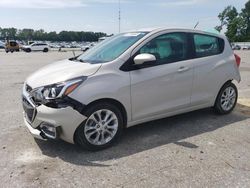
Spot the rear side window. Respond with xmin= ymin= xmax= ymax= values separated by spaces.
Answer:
xmin=194 ymin=34 xmax=224 ymax=58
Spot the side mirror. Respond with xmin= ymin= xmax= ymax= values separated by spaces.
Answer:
xmin=134 ymin=53 xmax=156 ymax=65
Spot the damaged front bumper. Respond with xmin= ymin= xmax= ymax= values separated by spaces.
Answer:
xmin=22 ymin=86 xmax=87 ymax=144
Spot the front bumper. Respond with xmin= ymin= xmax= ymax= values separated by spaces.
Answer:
xmin=22 ymin=86 xmax=87 ymax=144
xmin=24 ymin=116 xmax=47 ymax=140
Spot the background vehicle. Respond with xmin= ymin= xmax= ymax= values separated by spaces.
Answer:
xmin=242 ymin=45 xmax=250 ymax=50
xmin=232 ymin=45 xmax=241 ymax=50
xmin=5 ymin=40 xmax=20 ymax=53
xmin=98 ymin=36 xmax=110 ymax=42
xmin=81 ymin=44 xmax=91 ymax=51
xmin=22 ymin=29 xmax=241 ymax=151
xmin=81 ymin=43 xmax=95 ymax=51
xmin=22 ymin=42 xmax=50 ymax=52
xmin=28 ymin=41 xmax=35 ymax=45
xmin=0 ymin=41 xmax=5 ymax=49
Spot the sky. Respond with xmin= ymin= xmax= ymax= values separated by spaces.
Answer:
xmin=0 ymin=0 xmax=248 ymax=34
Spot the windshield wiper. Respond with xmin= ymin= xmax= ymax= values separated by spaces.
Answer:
xmin=70 ymin=58 xmax=86 ymax=63
xmin=79 ymin=59 xmax=86 ymax=63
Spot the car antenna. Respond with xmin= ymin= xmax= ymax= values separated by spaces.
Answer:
xmin=194 ymin=21 xmax=199 ymax=29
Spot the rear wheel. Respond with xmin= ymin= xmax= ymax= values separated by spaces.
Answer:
xmin=75 ymin=102 xmax=123 ymax=151
xmin=214 ymin=82 xmax=238 ymax=114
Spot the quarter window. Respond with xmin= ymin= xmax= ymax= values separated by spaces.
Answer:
xmin=194 ymin=34 xmax=224 ymax=58
xmin=137 ymin=33 xmax=189 ymax=65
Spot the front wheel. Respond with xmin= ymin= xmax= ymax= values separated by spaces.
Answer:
xmin=214 ymin=82 xmax=238 ymax=114
xmin=43 ymin=48 xmax=48 ymax=52
xmin=75 ymin=102 xmax=123 ymax=151
xmin=26 ymin=48 xmax=31 ymax=53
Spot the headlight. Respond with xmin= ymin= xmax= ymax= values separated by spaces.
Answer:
xmin=31 ymin=77 xmax=86 ymax=103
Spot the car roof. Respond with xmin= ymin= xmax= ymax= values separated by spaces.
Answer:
xmin=126 ymin=28 xmax=225 ymax=39
xmin=33 ymin=43 xmax=47 ymax=44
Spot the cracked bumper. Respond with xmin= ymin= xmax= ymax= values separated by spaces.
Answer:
xmin=23 ymin=104 xmax=87 ymax=143
xmin=22 ymin=86 xmax=87 ymax=144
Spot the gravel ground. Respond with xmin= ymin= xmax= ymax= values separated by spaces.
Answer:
xmin=0 ymin=50 xmax=249 ymax=188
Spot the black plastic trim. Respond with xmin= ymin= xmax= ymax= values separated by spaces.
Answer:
xmin=45 ymin=96 xmax=86 ymax=115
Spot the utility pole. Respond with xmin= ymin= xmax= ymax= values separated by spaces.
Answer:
xmin=118 ymin=0 xmax=121 ymax=33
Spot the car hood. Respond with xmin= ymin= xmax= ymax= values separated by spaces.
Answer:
xmin=22 ymin=45 xmax=31 ymax=48
xmin=26 ymin=59 xmax=101 ymax=89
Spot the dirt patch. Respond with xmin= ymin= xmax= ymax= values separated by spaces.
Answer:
xmin=237 ymin=98 xmax=250 ymax=116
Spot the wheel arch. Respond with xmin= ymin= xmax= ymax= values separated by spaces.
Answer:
xmin=214 ymin=79 xmax=233 ymax=106
xmin=84 ymin=98 xmax=127 ymax=127
xmin=73 ymin=98 xmax=127 ymax=145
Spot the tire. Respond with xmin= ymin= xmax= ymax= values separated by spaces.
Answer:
xmin=214 ymin=82 xmax=238 ymax=114
xmin=75 ymin=102 xmax=123 ymax=151
xmin=43 ymin=48 xmax=48 ymax=52
xmin=26 ymin=48 xmax=31 ymax=53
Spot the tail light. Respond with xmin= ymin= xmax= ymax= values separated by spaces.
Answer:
xmin=234 ymin=53 xmax=241 ymax=67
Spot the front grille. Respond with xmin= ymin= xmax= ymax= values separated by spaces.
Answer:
xmin=22 ymin=96 xmax=36 ymax=122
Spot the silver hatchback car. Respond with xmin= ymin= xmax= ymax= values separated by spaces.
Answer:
xmin=22 ymin=28 xmax=241 ymax=150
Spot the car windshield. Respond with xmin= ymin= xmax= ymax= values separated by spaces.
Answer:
xmin=76 ymin=32 xmax=148 ymax=64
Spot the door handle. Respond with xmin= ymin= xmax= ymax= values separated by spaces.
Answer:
xmin=178 ymin=66 xmax=190 ymax=73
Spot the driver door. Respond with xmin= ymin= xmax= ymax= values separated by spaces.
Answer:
xmin=130 ymin=32 xmax=194 ymax=121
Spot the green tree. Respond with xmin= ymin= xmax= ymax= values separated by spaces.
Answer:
xmin=241 ymin=1 xmax=250 ymax=41
xmin=216 ymin=0 xmax=250 ymax=42
xmin=0 ymin=27 xmax=107 ymax=42
xmin=17 ymin=29 xmax=34 ymax=41
xmin=33 ymin=29 xmax=45 ymax=40
xmin=0 ymin=27 xmax=17 ymax=40
xmin=216 ymin=6 xmax=240 ymax=42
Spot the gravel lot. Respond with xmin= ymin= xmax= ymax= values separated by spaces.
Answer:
xmin=0 ymin=50 xmax=250 ymax=188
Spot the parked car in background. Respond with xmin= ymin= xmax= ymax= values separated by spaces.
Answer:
xmin=28 ymin=41 xmax=35 ymax=45
xmin=49 ymin=43 xmax=61 ymax=48
xmin=5 ymin=40 xmax=20 ymax=53
xmin=22 ymin=42 xmax=50 ymax=52
xmin=22 ymin=28 xmax=241 ymax=151
xmin=232 ymin=45 xmax=241 ymax=50
xmin=242 ymin=45 xmax=250 ymax=50
xmin=0 ymin=41 xmax=5 ymax=49
xmin=81 ymin=43 xmax=95 ymax=51
xmin=98 ymin=37 xmax=109 ymax=42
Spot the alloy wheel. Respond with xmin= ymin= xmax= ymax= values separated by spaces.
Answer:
xmin=220 ymin=86 xmax=236 ymax=111
xmin=84 ymin=109 xmax=119 ymax=146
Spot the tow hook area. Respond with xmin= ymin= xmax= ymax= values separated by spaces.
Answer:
xmin=40 ymin=122 xmax=61 ymax=140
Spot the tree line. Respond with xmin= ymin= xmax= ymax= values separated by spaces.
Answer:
xmin=0 ymin=28 xmax=107 ymax=42
xmin=216 ymin=0 xmax=250 ymax=42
